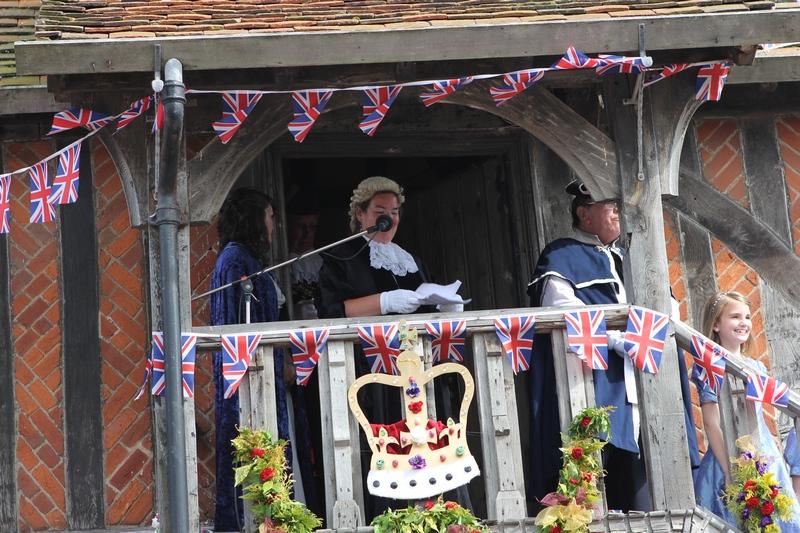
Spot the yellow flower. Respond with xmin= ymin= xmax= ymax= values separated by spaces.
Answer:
xmin=764 ymin=524 xmax=780 ymax=533
xmin=534 ymin=500 xmax=592 ymax=532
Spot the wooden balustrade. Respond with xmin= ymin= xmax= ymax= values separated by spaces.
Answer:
xmin=193 ymin=305 xmax=800 ymax=531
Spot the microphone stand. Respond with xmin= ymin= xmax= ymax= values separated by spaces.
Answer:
xmin=192 ymin=220 xmax=389 ymax=302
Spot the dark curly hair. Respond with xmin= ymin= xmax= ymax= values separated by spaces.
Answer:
xmin=217 ymin=188 xmax=273 ymax=264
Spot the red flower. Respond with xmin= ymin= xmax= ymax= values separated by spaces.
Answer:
xmin=551 ymin=525 xmax=562 ymax=533
xmin=424 ymin=500 xmax=435 ymax=510
xmin=569 ymin=478 xmax=580 ymax=485
xmin=408 ymin=401 xmax=424 ymax=414
xmin=771 ymin=488 xmax=779 ymax=499
xmin=260 ymin=467 xmax=275 ymax=481
xmin=743 ymin=480 xmax=756 ymax=490
xmin=746 ymin=497 xmax=759 ymax=509
xmin=580 ymin=416 xmax=591 ymax=428
xmin=571 ymin=447 xmax=584 ymax=460
xmin=582 ymin=472 xmax=593 ymax=482
xmin=445 ymin=501 xmax=459 ymax=510
xmin=251 ymin=448 xmax=265 ymax=458
xmin=761 ymin=502 xmax=775 ymax=516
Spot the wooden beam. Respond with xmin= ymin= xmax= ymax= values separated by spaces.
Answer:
xmin=603 ymin=74 xmax=695 ymax=510
xmin=0 ymin=86 xmax=64 ymax=115
xmin=16 ymin=10 xmax=800 ymax=76
xmin=0 ymin=233 xmax=16 ymax=531
xmin=666 ymin=172 xmax=800 ymax=310
xmin=60 ymin=140 xmax=105 ymax=529
xmin=645 ymin=71 xmax=704 ymax=197
xmin=740 ymin=118 xmax=800 ymax=393
xmin=728 ymin=53 xmax=800 ymax=85
xmin=445 ymin=84 xmax=619 ymax=200
xmin=97 ymin=128 xmax=148 ymax=228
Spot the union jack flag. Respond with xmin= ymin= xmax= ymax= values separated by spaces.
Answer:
xmin=690 ymin=334 xmax=728 ymax=394
xmin=595 ymin=55 xmax=647 ymax=76
xmin=357 ymin=324 xmax=400 ymax=375
xmin=29 ymin=162 xmax=56 ymax=224
xmin=564 ymin=309 xmax=608 ymax=370
xmin=644 ymin=63 xmax=691 ymax=87
xmin=51 ymin=142 xmax=81 ymax=205
xmin=152 ymin=99 xmax=165 ymax=133
xmin=115 ymin=96 xmax=152 ymax=131
xmin=48 ymin=108 xmax=112 ymax=135
xmin=489 ymin=69 xmax=546 ymax=106
xmin=0 ymin=174 xmax=10 ymax=234
xmin=212 ymin=91 xmax=264 ymax=144
xmin=151 ymin=332 xmax=198 ymax=398
xmin=359 ymin=85 xmax=402 ymax=137
xmin=134 ymin=356 xmax=153 ymax=401
xmin=494 ymin=315 xmax=535 ymax=374
xmin=425 ymin=320 xmax=467 ymax=363
xmin=623 ymin=306 xmax=670 ymax=374
xmin=289 ymin=328 xmax=330 ymax=385
xmin=288 ymin=90 xmax=333 ymax=143
xmin=419 ymin=77 xmax=474 ymax=107
xmin=551 ymin=46 xmax=601 ymax=70
xmin=220 ymin=333 xmax=262 ymax=399
xmin=695 ymin=62 xmax=732 ymax=102
xmin=746 ymin=373 xmax=790 ymax=407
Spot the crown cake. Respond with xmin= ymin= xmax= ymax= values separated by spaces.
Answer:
xmin=347 ymin=322 xmax=480 ymax=500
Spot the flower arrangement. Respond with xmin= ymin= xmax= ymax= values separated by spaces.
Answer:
xmin=534 ymin=406 xmax=614 ymax=533
xmin=724 ymin=437 xmax=793 ymax=533
xmin=231 ymin=427 xmax=322 ymax=533
xmin=371 ymin=497 xmax=489 ymax=533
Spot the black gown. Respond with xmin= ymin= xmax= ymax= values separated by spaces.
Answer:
xmin=315 ymin=237 xmax=435 ymax=516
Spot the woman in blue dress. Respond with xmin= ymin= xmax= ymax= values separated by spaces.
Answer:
xmin=693 ymin=291 xmax=800 ymax=530
xmin=210 ymin=188 xmax=292 ymax=532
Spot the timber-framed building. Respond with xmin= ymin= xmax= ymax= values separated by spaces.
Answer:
xmin=0 ymin=0 xmax=799 ymax=531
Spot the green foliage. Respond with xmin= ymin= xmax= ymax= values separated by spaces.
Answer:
xmin=535 ymin=406 xmax=614 ymax=533
xmin=232 ymin=427 xmax=322 ymax=533
xmin=371 ymin=498 xmax=489 ymax=533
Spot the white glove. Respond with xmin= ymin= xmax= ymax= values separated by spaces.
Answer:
xmin=380 ymin=289 xmax=421 ymax=315
xmin=606 ymin=330 xmax=627 ymax=357
xmin=437 ymin=303 xmax=464 ymax=313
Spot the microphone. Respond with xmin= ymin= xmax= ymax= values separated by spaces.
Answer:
xmin=367 ymin=214 xmax=393 ymax=233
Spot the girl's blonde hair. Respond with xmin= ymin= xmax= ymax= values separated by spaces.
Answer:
xmin=348 ymin=176 xmax=404 ymax=233
xmin=701 ymin=291 xmax=753 ymax=354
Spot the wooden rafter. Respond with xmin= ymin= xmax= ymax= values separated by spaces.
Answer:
xmin=666 ymin=171 xmax=800 ymax=310
xmin=16 ymin=10 xmax=800 ymax=76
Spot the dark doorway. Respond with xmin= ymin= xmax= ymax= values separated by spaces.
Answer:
xmin=282 ymin=154 xmax=526 ymax=312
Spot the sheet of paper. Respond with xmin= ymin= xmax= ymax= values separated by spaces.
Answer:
xmin=415 ymin=280 xmax=471 ymax=305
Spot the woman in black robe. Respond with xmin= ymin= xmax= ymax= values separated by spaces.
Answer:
xmin=316 ymin=176 xmax=462 ymax=516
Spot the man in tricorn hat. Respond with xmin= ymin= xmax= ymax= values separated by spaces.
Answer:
xmin=525 ymin=180 xmax=699 ymax=512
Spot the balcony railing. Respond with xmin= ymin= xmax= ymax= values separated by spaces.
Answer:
xmin=193 ymin=305 xmax=799 ymax=532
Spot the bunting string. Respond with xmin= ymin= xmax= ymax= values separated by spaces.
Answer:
xmin=0 ymin=47 xmax=736 ymax=234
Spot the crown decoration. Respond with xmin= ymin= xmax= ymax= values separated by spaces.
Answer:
xmin=348 ymin=321 xmax=479 ymax=500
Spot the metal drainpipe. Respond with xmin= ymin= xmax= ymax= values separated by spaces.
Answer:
xmin=153 ymin=57 xmax=189 ymax=532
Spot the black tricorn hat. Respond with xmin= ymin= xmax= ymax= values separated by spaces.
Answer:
xmin=565 ymin=179 xmax=592 ymax=199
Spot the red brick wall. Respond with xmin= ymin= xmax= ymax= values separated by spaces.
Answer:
xmin=4 ymin=140 xmax=67 ymax=531
xmin=93 ymin=139 xmax=154 ymax=525
xmin=2 ymin=138 xmax=156 ymax=530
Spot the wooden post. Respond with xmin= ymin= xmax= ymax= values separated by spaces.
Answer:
xmin=602 ymin=73 xmax=696 ymax=510
xmin=146 ymin=120 xmax=200 ymax=532
xmin=324 ymin=340 xmax=362 ymax=528
xmin=473 ymin=332 xmax=527 ymax=521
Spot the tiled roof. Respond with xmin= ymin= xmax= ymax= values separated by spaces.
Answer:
xmin=32 ymin=0 xmax=778 ymax=40
xmin=0 ymin=0 xmax=43 ymax=86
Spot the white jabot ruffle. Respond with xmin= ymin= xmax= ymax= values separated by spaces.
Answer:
xmin=367 ymin=238 xmax=419 ymax=277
